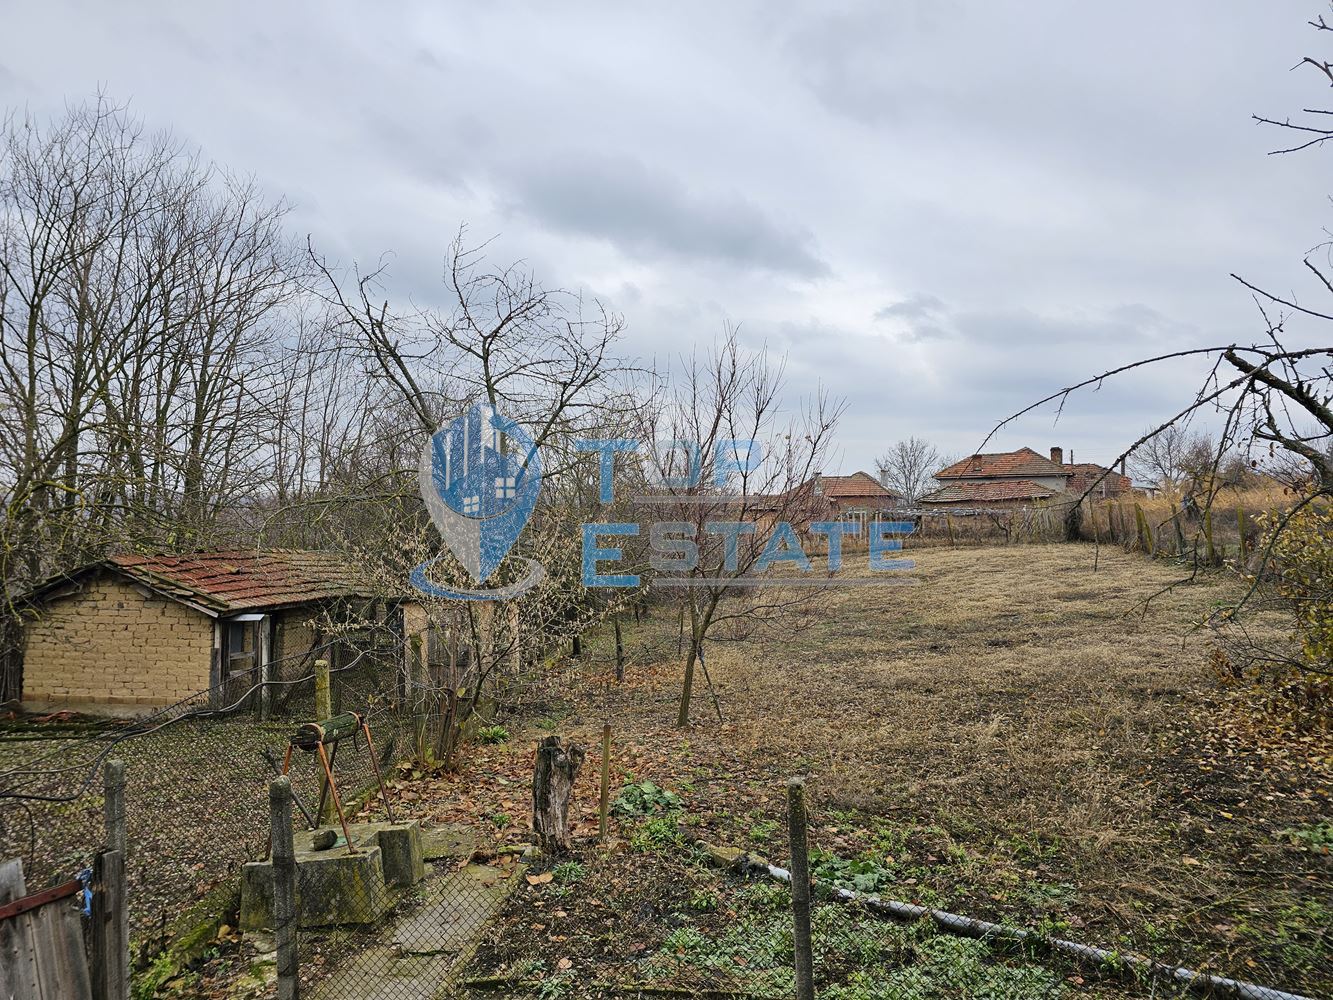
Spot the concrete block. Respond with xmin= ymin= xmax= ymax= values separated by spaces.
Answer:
xmin=363 ymin=821 xmax=426 ymax=887
xmin=239 ymin=822 xmax=427 ymax=930
xmin=240 ymin=843 xmax=391 ymax=930
xmin=420 ymin=823 xmax=477 ymax=862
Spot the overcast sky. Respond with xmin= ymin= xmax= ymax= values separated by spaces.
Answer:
xmin=2 ymin=2 xmax=1329 ymax=477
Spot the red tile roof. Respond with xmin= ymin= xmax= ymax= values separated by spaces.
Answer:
xmin=936 ymin=447 xmax=1069 ymax=481
xmin=815 ymin=471 xmax=903 ymax=500
xmin=917 ymin=480 xmax=1059 ymax=504
xmin=106 ymin=550 xmax=366 ymax=615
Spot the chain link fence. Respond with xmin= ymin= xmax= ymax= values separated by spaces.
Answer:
xmin=236 ymin=767 xmax=1323 ymax=1000
xmin=0 ymin=639 xmax=412 ymax=981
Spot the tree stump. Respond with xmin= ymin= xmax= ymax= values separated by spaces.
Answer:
xmin=531 ymin=736 xmax=585 ymax=854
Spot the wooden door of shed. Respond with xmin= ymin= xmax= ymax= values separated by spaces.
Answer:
xmin=0 ymin=858 xmax=92 ymax=1000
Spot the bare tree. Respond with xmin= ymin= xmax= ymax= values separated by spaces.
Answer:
xmin=1128 ymin=425 xmax=1217 ymax=490
xmin=875 ymin=436 xmax=942 ymax=501
xmin=632 ymin=329 xmax=844 ymax=727
xmin=309 ymin=230 xmax=639 ymax=762
xmin=0 ymin=98 xmax=304 ymax=699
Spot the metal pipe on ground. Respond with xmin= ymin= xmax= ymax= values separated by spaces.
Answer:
xmin=705 ymin=844 xmax=1319 ymax=1000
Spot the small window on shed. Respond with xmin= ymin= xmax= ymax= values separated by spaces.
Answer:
xmin=223 ymin=615 xmax=264 ymax=679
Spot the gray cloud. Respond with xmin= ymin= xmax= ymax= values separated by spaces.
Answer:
xmin=0 ymin=62 xmax=23 ymax=96
xmin=0 ymin=0 xmax=1325 ymax=474
xmin=502 ymin=152 xmax=829 ymax=277
xmin=874 ymin=293 xmax=945 ymax=322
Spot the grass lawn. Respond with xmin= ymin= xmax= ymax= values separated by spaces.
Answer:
xmin=384 ymin=543 xmax=1331 ymax=998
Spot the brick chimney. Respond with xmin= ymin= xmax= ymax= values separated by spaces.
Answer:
xmin=1050 ymin=446 xmax=1063 ymax=465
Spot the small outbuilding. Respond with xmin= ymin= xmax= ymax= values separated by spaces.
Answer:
xmin=17 ymin=549 xmax=390 ymax=717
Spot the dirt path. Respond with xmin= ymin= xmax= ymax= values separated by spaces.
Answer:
xmin=311 ymin=862 xmax=522 ymax=1000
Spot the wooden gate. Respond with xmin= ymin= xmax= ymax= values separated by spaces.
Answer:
xmin=0 ymin=858 xmax=92 ymax=1000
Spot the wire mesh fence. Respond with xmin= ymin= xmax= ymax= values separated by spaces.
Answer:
xmin=238 ymin=769 xmax=1321 ymax=1000
xmin=0 ymin=639 xmax=413 ymax=978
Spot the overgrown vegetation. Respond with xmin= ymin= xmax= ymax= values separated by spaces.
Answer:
xmin=612 ymin=779 xmax=682 ymax=818
xmin=471 ymin=808 xmax=1091 ymax=999
xmin=1209 ymin=502 xmax=1333 ymax=729
xmin=396 ymin=545 xmax=1329 ymax=997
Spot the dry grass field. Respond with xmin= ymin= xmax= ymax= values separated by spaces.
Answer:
xmin=391 ymin=543 xmax=1330 ymax=997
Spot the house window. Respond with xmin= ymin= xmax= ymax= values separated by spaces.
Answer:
xmin=462 ymin=494 xmax=481 ymax=515
xmin=227 ymin=621 xmax=251 ymax=654
xmin=494 ymin=476 xmax=517 ymax=500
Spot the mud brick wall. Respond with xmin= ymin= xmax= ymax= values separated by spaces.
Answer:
xmin=22 ymin=574 xmax=213 ymax=711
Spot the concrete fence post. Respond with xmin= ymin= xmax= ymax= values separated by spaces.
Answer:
xmin=103 ymin=759 xmax=125 ymax=855
xmin=787 ymin=777 xmax=816 ymax=1000
xmin=270 ymin=777 xmax=299 ymax=1000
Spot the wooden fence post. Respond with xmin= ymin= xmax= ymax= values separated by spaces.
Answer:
xmin=614 ymin=618 xmax=625 ymax=683
xmin=1134 ymin=503 xmax=1154 ymax=556
xmin=90 ymin=758 xmax=129 ymax=1000
xmin=787 ymin=778 xmax=816 ymax=1000
xmin=89 ymin=848 xmax=127 ymax=1000
xmin=270 ymin=777 xmax=299 ymax=1000
xmin=598 ymin=724 xmax=612 ymax=842
xmin=314 ymin=660 xmax=332 ymax=825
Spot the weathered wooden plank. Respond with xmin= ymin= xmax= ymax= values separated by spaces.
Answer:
xmin=54 ymin=895 xmax=93 ymax=999
xmin=88 ymin=849 xmax=127 ymax=1000
xmin=0 ymin=858 xmax=41 ymax=1000
xmin=0 ymin=879 xmax=78 ymax=921
xmin=28 ymin=891 xmax=91 ymax=1000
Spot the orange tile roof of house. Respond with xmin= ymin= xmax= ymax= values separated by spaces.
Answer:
xmin=936 ymin=447 xmax=1069 ymax=481
xmin=917 ymin=480 xmax=1059 ymax=504
xmin=816 ymin=471 xmax=903 ymax=499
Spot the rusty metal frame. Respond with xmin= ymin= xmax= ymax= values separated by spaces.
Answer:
xmin=271 ymin=712 xmax=399 ymax=857
xmin=0 ymin=879 xmax=80 ymax=922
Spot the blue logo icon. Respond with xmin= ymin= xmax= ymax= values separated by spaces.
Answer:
xmin=410 ymin=403 xmax=545 ymax=600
